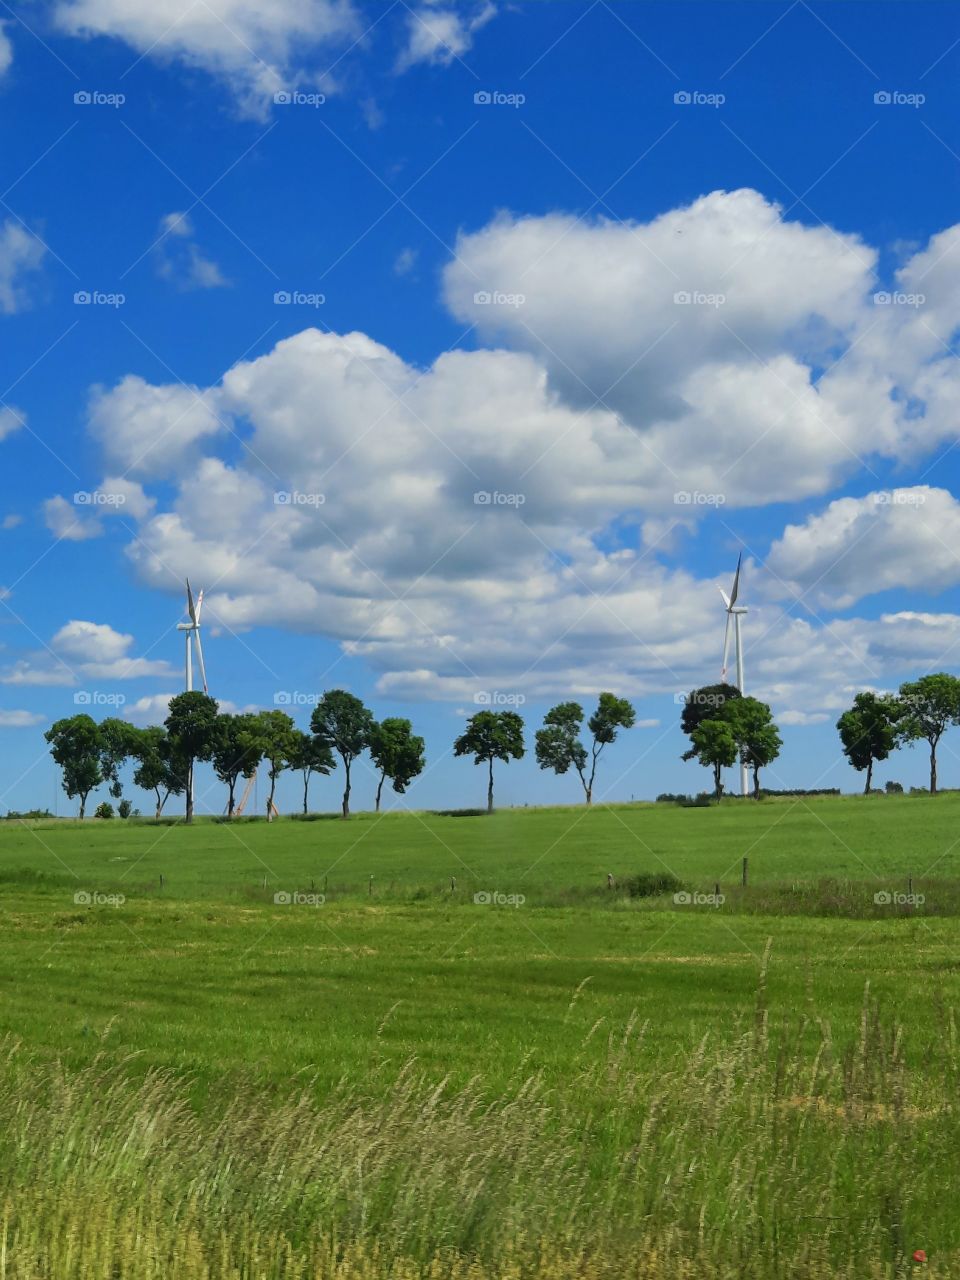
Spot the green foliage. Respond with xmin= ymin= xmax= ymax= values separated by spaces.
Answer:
xmin=453 ymin=710 xmax=524 ymax=812
xmin=723 ymin=696 xmax=782 ymax=798
xmin=680 ymin=684 xmax=741 ymax=760
xmin=93 ymin=801 xmax=114 ymax=820
xmin=623 ymin=870 xmax=684 ymax=897
xmin=166 ymin=692 xmax=221 ymax=822
xmin=535 ymin=693 xmax=635 ymax=803
xmin=897 ymin=672 xmax=960 ymax=793
xmin=253 ymin=710 xmax=298 ymax=816
xmin=96 ymin=717 xmax=139 ymax=801
xmin=117 ymin=799 xmax=133 ymax=819
xmin=131 ymin=725 xmax=188 ymax=818
xmin=836 ymin=691 xmax=900 ymax=793
xmin=690 ymin=717 xmax=738 ymax=798
xmin=368 ymin=718 xmax=425 ymax=811
xmin=211 ymin=714 xmax=263 ymax=817
xmin=310 ymin=691 xmax=375 ymax=818
xmin=287 ymin=729 xmax=335 ymax=815
xmin=44 ymin=714 xmax=103 ymax=818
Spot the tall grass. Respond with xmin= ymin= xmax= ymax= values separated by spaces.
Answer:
xmin=0 ymin=963 xmax=955 ymax=1277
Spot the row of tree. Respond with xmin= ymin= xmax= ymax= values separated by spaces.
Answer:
xmin=836 ymin=674 xmax=960 ymax=794
xmin=44 ymin=691 xmax=426 ymax=821
xmin=677 ymin=685 xmax=782 ymax=797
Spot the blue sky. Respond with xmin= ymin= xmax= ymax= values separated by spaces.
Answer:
xmin=1 ymin=0 xmax=959 ymax=814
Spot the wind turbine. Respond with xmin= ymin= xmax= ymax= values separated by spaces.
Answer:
xmin=718 ymin=553 xmax=749 ymax=798
xmin=176 ymin=580 xmax=208 ymax=694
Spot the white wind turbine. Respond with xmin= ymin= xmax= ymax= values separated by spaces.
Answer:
xmin=176 ymin=580 xmax=208 ymax=694
xmin=718 ymin=553 xmax=749 ymax=798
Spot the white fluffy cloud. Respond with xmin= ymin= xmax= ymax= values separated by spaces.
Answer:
xmin=42 ymin=478 xmax=154 ymax=541
xmin=1 ymin=621 xmax=174 ymax=687
xmin=397 ymin=3 xmax=495 ymax=70
xmin=766 ymin=487 xmax=960 ymax=609
xmin=55 ymin=0 xmax=359 ymax=116
xmin=62 ymin=190 xmax=960 ymax=720
xmin=0 ymin=221 xmax=44 ymax=314
xmin=0 ymin=24 xmax=13 ymax=77
xmin=156 ymin=212 xmax=228 ymax=291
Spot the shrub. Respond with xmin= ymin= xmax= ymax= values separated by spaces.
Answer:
xmin=885 ymin=780 xmax=904 ymax=794
xmin=117 ymin=799 xmax=133 ymax=818
xmin=623 ymin=871 xmax=684 ymax=898
xmin=94 ymin=801 xmax=115 ymax=820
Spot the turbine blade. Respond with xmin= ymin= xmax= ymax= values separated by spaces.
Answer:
xmin=186 ymin=578 xmax=196 ymax=624
xmin=194 ymin=631 xmax=208 ymax=694
xmin=729 ymin=553 xmax=742 ymax=607
xmin=194 ymin=589 xmax=204 ymax=624
xmin=721 ymin=610 xmax=732 ymax=682
xmin=717 ymin=585 xmax=731 ymax=609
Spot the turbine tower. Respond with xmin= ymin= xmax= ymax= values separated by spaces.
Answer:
xmin=176 ymin=579 xmax=208 ymax=693
xmin=718 ymin=553 xmax=749 ymax=798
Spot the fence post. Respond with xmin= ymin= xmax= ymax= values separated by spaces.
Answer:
xmin=742 ymin=857 xmax=748 ymax=888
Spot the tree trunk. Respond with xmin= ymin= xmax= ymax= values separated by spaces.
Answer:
xmin=376 ymin=771 xmax=385 ymax=813
xmin=342 ymin=759 xmax=351 ymax=818
xmin=753 ymin=764 xmax=761 ymax=800
xmin=713 ymin=762 xmax=722 ymax=800
xmin=585 ymin=786 xmax=592 ymax=805
xmin=302 ymin=772 xmax=309 ymax=816
xmin=267 ymin=777 xmax=275 ymax=822
xmin=227 ymin=781 xmax=236 ymax=819
xmin=185 ymin=761 xmax=194 ymax=824
xmin=155 ymin=791 xmax=162 ymax=820
xmin=930 ymin=743 xmax=938 ymax=795
xmin=487 ymin=757 xmax=494 ymax=814
xmin=864 ymin=759 xmax=873 ymax=795
xmin=79 ymin=794 xmax=87 ymax=820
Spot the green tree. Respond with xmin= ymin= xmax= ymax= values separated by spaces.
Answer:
xmin=723 ymin=696 xmax=782 ymax=799
xmin=690 ymin=717 xmax=738 ymax=799
xmin=836 ymin=691 xmax=900 ymax=794
xmin=535 ymin=694 xmax=635 ymax=804
xmin=254 ymin=710 xmax=298 ymax=819
xmin=897 ymin=673 xmax=960 ymax=794
xmin=211 ymin=713 xmax=263 ymax=818
xmin=97 ymin=717 xmax=139 ymax=801
xmin=45 ymin=714 xmax=103 ymax=818
xmin=165 ymin=692 xmax=220 ymax=823
xmin=288 ymin=730 xmax=335 ymax=815
xmin=310 ymin=691 xmax=374 ymax=818
xmin=680 ymin=684 xmax=741 ymax=761
xmin=368 ymin=718 xmax=426 ymax=812
xmin=131 ymin=726 xmax=187 ymax=818
xmin=454 ymin=710 xmax=525 ymax=813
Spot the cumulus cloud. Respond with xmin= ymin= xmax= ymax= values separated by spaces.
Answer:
xmin=0 ymin=406 xmax=25 ymax=441
xmin=766 ymin=487 xmax=960 ymax=609
xmin=0 ymin=621 xmax=174 ymax=687
xmin=0 ymin=221 xmax=45 ymax=314
xmin=54 ymin=0 xmax=359 ymax=117
xmin=155 ymin=212 xmax=228 ymax=291
xmin=397 ymin=3 xmax=495 ymax=70
xmin=42 ymin=479 xmax=154 ymax=541
xmin=58 ymin=190 xmax=960 ymax=720
xmin=0 ymin=25 xmax=12 ymax=78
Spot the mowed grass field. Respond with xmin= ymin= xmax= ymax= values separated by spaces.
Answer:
xmin=3 ymin=794 xmax=960 ymax=1277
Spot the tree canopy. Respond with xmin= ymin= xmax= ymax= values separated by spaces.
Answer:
xmin=454 ymin=710 xmax=524 ymax=813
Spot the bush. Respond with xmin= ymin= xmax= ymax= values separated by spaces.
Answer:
xmin=885 ymin=780 xmax=904 ymax=794
xmin=757 ymin=788 xmax=840 ymax=798
xmin=117 ymin=799 xmax=133 ymax=819
xmin=94 ymin=802 xmax=115 ymax=820
xmin=623 ymin=871 xmax=684 ymax=898
xmin=3 ymin=809 xmax=54 ymax=821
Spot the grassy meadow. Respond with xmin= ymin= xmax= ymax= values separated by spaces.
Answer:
xmin=1 ymin=793 xmax=959 ymax=1276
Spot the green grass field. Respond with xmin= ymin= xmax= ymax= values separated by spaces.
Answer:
xmin=2 ymin=795 xmax=960 ymax=1276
